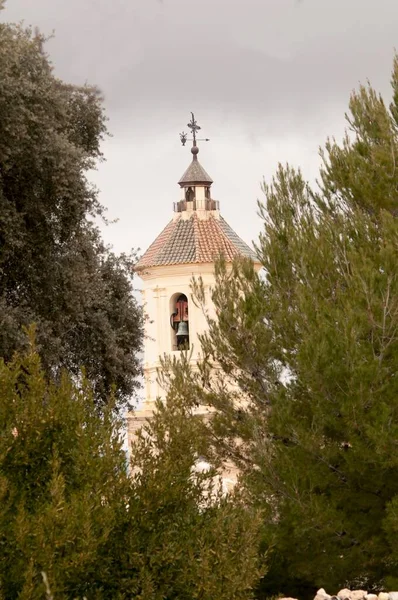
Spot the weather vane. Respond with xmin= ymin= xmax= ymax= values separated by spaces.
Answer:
xmin=180 ymin=112 xmax=210 ymax=147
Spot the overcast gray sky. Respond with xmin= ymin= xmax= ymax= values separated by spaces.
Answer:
xmin=2 ymin=0 xmax=398 ymax=262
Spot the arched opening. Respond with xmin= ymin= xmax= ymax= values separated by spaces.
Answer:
xmin=170 ymin=293 xmax=190 ymax=351
xmin=185 ymin=187 xmax=195 ymax=202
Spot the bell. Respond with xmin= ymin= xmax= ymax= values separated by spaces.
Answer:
xmin=176 ymin=321 xmax=189 ymax=338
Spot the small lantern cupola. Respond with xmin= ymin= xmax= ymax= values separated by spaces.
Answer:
xmin=175 ymin=113 xmax=218 ymax=213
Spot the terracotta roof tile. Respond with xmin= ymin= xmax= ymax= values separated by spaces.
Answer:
xmin=135 ymin=220 xmax=175 ymax=271
xmin=135 ymin=213 xmax=257 ymax=272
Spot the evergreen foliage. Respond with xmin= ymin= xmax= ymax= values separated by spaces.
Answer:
xmin=0 ymin=338 xmax=129 ymax=599
xmin=162 ymin=56 xmax=398 ymax=595
xmin=121 ymin=357 xmax=265 ymax=600
xmin=0 ymin=18 xmax=142 ymax=407
xmin=0 ymin=343 xmax=263 ymax=599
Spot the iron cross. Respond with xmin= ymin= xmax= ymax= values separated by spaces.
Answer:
xmin=179 ymin=112 xmax=210 ymax=147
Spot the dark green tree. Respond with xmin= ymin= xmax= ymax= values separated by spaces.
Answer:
xmin=0 ymin=16 xmax=142 ymax=406
xmin=0 ymin=343 xmax=264 ymax=599
xmin=0 ymin=338 xmax=130 ymax=599
xmin=161 ymin=56 xmax=398 ymax=595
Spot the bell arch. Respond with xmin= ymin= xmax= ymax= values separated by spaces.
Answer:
xmin=169 ymin=292 xmax=190 ymax=351
xmin=185 ymin=186 xmax=195 ymax=202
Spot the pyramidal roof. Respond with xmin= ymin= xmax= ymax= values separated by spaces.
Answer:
xmin=178 ymin=148 xmax=213 ymax=186
xmin=135 ymin=213 xmax=257 ymax=272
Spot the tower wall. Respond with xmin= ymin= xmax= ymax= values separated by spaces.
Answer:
xmin=127 ymin=263 xmax=217 ymax=441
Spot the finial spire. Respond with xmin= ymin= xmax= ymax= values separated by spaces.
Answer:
xmin=188 ymin=112 xmax=200 ymax=146
xmin=179 ymin=112 xmax=209 ymax=154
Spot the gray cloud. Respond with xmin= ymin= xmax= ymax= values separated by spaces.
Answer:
xmin=5 ymin=0 xmax=397 ymax=127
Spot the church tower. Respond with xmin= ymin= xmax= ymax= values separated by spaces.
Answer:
xmin=129 ymin=114 xmax=260 ymax=438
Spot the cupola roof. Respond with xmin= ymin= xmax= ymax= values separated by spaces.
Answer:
xmin=178 ymin=145 xmax=213 ymax=186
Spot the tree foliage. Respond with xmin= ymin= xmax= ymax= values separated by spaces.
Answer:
xmin=0 ymin=339 xmax=129 ymax=599
xmin=0 ymin=343 xmax=263 ymax=599
xmin=0 ymin=18 xmax=142 ymax=406
xmin=162 ymin=55 xmax=398 ymax=595
xmin=121 ymin=355 xmax=265 ymax=600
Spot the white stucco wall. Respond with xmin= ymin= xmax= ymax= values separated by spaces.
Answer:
xmin=140 ymin=262 xmax=217 ymax=406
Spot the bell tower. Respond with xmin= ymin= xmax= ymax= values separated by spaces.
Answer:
xmin=129 ymin=114 xmax=260 ymax=438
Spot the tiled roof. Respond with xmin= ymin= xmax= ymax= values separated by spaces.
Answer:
xmin=135 ymin=213 xmax=257 ymax=271
xmin=178 ymin=157 xmax=213 ymax=185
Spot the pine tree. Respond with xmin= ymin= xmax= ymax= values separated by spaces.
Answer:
xmin=0 ymin=342 xmax=264 ymax=599
xmin=161 ymin=56 xmax=398 ymax=595
xmin=0 ymin=16 xmax=142 ymax=407
xmin=120 ymin=354 xmax=265 ymax=600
